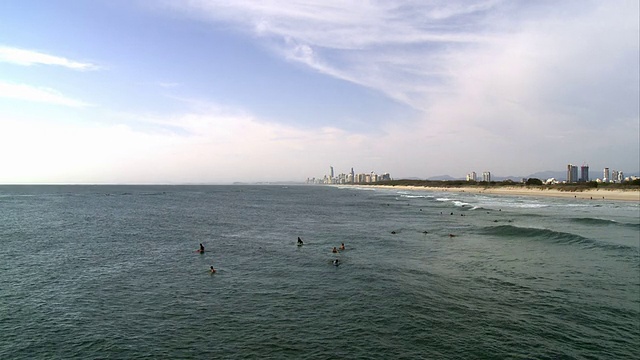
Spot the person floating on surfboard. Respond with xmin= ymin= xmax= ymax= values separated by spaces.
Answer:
xmin=199 ymin=243 xmax=205 ymax=253
xmin=297 ymin=237 xmax=304 ymax=245
xmin=210 ymin=266 xmax=216 ymax=274
xmin=333 ymin=259 xmax=340 ymax=266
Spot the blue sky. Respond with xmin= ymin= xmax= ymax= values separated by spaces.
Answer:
xmin=0 ymin=0 xmax=638 ymax=183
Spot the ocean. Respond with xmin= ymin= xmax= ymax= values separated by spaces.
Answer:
xmin=0 ymin=185 xmax=638 ymax=359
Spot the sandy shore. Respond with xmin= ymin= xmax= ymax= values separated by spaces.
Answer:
xmin=357 ymin=185 xmax=640 ymax=202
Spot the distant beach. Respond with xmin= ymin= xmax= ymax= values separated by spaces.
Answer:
xmin=357 ymin=185 xmax=640 ymax=202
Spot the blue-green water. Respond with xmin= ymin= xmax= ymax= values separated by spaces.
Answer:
xmin=1 ymin=185 xmax=638 ymax=359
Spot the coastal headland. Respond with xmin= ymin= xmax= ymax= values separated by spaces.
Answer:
xmin=353 ymin=181 xmax=640 ymax=202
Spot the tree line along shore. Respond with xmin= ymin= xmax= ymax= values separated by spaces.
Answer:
xmin=371 ymin=178 xmax=640 ymax=191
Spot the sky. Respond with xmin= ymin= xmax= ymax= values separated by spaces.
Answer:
xmin=0 ymin=0 xmax=638 ymax=184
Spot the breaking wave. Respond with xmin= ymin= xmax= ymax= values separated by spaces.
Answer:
xmin=478 ymin=225 xmax=637 ymax=251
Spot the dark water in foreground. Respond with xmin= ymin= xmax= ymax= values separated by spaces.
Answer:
xmin=1 ymin=185 xmax=638 ymax=359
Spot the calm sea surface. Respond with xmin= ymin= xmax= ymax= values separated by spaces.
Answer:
xmin=1 ymin=185 xmax=638 ymax=359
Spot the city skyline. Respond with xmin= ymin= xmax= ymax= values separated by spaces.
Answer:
xmin=1 ymin=1 xmax=638 ymax=184
xmin=312 ymin=162 xmax=636 ymax=185
xmin=307 ymin=166 xmax=391 ymax=184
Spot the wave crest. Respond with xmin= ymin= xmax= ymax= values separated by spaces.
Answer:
xmin=478 ymin=225 xmax=636 ymax=251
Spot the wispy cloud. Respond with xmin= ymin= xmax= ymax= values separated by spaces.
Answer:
xmin=163 ymin=0 xmax=504 ymax=110
xmin=0 ymin=46 xmax=98 ymax=70
xmin=165 ymin=1 xmax=638 ymax=118
xmin=155 ymin=0 xmax=638 ymax=176
xmin=0 ymin=81 xmax=91 ymax=107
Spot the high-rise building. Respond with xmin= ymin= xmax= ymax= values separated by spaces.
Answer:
xmin=482 ymin=171 xmax=491 ymax=182
xmin=466 ymin=171 xmax=477 ymax=181
xmin=567 ymin=164 xmax=578 ymax=183
xmin=330 ymin=166 xmax=334 ymax=178
xmin=580 ymin=165 xmax=589 ymax=182
xmin=603 ymin=168 xmax=610 ymax=182
xmin=611 ymin=170 xmax=621 ymax=183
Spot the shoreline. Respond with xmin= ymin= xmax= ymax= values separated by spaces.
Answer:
xmin=354 ymin=185 xmax=640 ymax=202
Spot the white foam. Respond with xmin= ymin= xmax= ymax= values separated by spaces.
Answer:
xmin=400 ymin=194 xmax=430 ymax=199
xmin=452 ymin=201 xmax=471 ymax=207
xmin=512 ymin=203 xmax=549 ymax=209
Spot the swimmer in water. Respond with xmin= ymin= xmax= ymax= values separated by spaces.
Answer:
xmin=339 ymin=243 xmax=345 ymax=250
xmin=199 ymin=243 xmax=205 ymax=253
xmin=332 ymin=247 xmax=338 ymax=253
xmin=210 ymin=266 xmax=216 ymax=274
xmin=333 ymin=259 xmax=340 ymax=266
xmin=297 ymin=237 xmax=304 ymax=245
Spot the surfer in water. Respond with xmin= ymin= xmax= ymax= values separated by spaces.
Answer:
xmin=210 ymin=266 xmax=216 ymax=274
xmin=297 ymin=237 xmax=304 ymax=245
xmin=333 ymin=259 xmax=340 ymax=266
xmin=199 ymin=243 xmax=205 ymax=253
